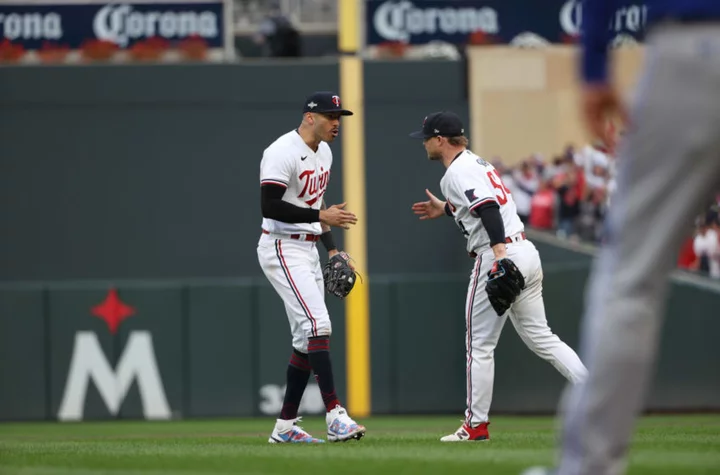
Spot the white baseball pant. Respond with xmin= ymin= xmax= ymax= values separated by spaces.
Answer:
xmin=257 ymin=232 xmax=331 ymax=353
xmin=557 ymin=24 xmax=720 ymax=475
xmin=465 ymin=237 xmax=588 ymax=426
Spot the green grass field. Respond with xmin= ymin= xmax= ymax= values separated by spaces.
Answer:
xmin=1 ymin=415 xmax=719 ymax=475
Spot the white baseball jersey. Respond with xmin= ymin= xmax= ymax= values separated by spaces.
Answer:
xmin=444 ymin=150 xmax=588 ymax=433
xmin=259 ymin=130 xmax=332 ymax=235
xmin=440 ymin=150 xmax=524 ymax=254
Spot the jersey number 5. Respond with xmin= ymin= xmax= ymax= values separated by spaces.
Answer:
xmin=487 ymin=170 xmax=512 ymax=205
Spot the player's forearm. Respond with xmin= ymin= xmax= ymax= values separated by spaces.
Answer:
xmin=320 ymin=231 xmax=337 ymax=253
xmin=476 ymin=203 xmax=508 ymax=258
xmin=320 ymin=200 xmax=331 ymax=233
xmin=261 ymin=185 xmax=320 ymax=223
xmin=318 ymin=200 xmax=337 ymax=253
xmin=491 ymin=243 xmax=508 ymax=260
xmin=581 ymin=0 xmax=616 ymax=83
xmin=263 ymin=202 xmax=320 ymax=223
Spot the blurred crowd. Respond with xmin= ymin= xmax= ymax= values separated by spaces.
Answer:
xmin=495 ymin=141 xmax=720 ymax=280
xmin=496 ymin=140 xmax=617 ymax=244
xmin=679 ymin=207 xmax=720 ymax=279
xmin=235 ymin=0 xmax=334 ymax=58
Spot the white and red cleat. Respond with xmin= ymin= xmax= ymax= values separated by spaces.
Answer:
xmin=440 ymin=421 xmax=490 ymax=441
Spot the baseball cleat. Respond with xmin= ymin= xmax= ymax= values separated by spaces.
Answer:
xmin=326 ymin=406 xmax=366 ymax=442
xmin=440 ymin=421 xmax=490 ymax=441
xmin=268 ymin=417 xmax=325 ymax=444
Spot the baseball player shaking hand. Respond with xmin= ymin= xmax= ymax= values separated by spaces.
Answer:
xmin=257 ymin=91 xmax=365 ymax=444
xmin=409 ymin=112 xmax=588 ymax=442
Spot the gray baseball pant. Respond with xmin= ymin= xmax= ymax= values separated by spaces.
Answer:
xmin=557 ymin=23 xmax=720 ymax=475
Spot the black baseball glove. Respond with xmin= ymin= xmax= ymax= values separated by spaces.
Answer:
xmin=485 ymin=258 xmax=526 ymax=316
xmin=323 ymin=251 xmax=357 ymax=299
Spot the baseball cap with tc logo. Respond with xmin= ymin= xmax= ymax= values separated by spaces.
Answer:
xmin=409 ymin=111 xmax=465 ymax=139
xmin=303 ymin=91 xmax=354 ymax=116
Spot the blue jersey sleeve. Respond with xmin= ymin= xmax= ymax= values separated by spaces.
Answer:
xmin=581 ymin=0 xmax=617 ymax=83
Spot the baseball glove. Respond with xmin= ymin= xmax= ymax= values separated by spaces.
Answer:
xmin=323 ymin=251 xmax=357 ymax=299
xmin=485 ymin=258 xmax=526 ymax=316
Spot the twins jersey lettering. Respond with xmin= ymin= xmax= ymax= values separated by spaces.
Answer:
xmin=260 ymin=130 xmax=332 ymax=235
xmin=440 ymin=150 xmax=524 ymax=253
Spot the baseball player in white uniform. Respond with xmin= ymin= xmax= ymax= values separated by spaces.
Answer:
xmin=409 ymin=111 xmax=588 ymax=441
xmin=257 ymin=91 xmax=366 ymax=443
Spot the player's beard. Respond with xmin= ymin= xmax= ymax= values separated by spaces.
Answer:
xmin=428 ymin=151 xmax=443 ymax=161
xmin=318 ymin=126 xmax=337 ymax=143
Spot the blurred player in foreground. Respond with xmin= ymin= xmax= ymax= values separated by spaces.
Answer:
xmin=523 ymin=0 xmax=720 ymax=474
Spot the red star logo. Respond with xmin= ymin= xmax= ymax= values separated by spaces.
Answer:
xmin=91 ymin=288 xmax=135 ymax=334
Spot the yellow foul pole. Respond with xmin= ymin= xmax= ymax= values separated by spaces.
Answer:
xmin=338 ymin=0 xmax=370 ymax=417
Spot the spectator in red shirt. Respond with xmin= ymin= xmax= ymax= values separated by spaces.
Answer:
xmin=529 ymin=179 xmax=557 ymax=230
xmin=677 ymin=236 xmax=697 ymax=270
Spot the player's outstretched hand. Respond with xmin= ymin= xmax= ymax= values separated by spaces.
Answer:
xmin=412 ymin=189 xmax=447 ymax=220
xmin=320 ymin=202 xmax=358 ymax=230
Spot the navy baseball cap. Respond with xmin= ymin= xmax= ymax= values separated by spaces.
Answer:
xmin=303 ymin=91 xmax=354 ymax=116
xmin=409 ymin=111 xmax=465 ymax=139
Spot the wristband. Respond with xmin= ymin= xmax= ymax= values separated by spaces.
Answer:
xmin=320 ymin=231 xmax=337 ymax=252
